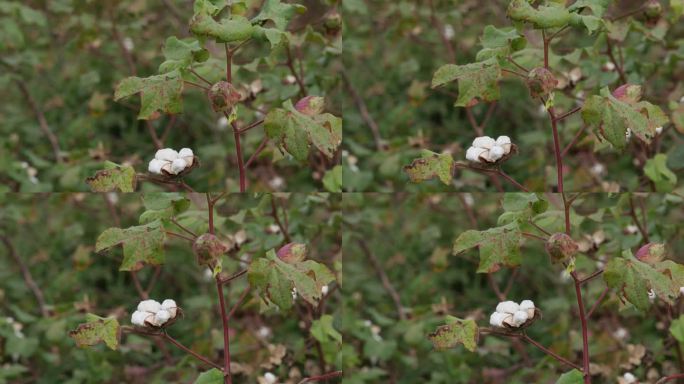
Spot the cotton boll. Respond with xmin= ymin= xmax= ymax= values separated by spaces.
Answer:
xmin=501 ymin=313 xmax=515 ymax=327
xmin=321 ymin=285 xmax=329 ymax=295
xmin=520 ymin=300 xmax=535 ymax=318
xmin=263 ymin=372 xmax=277 ymax=384
xmin=496 ymin=301 xmax=520 ymax=314
xmin=179 ymin=148 xmax=194 ymax=167
xmin=148 ymin=159 xmax=167 ymax=174
xmin=513 ymin=310 xmax=529 ymax=326
xmin=155 ymin=148 xmax=179 ymax=162
xmin=655 ymin=126 xmax=663 ymax=135
xmin=154 ymin=309 xmax=171 ymax=325
xmin=487 ymin=145 xmax=505 ymax=162
xmin=161 ymin=299 xmax=177 ymax=318
xmin=622 ymin=372 xmax=636 ymax=384
xmin=495 ymin=136 xmax=512 ymax=154
xmin=465 ymin=146 xmax=486 ymax=162
xmin=131 ymin=311 xmax=152 ymax=326
xmin=490 ymin=312 xmax=507 ymax=327
xmin=138 ymin=299 xmax=162 ymax=313
xmin=604 ymin=61 xmax=616 ymax=71
xmin=472 ymin=136 xmax=496 ymax=149
xmin=170 ymin=158 xmax=187 ymax=174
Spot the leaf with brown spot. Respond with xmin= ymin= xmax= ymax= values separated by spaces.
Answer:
xmin=69 ymin=314 xmax=121 ymax=350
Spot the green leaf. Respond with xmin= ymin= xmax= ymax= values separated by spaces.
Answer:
xmin=453 ymin=224 xmax=521 ymax=273
xmin=68 ymin=314 xmax=120 ymax=350
xmin=193 ymin=368 xmax=224 ymax=384
xmin=251 ymin=0 xmax=306 ymax=30
xmin=604 ymin=251 xmax=684 ymax=312
xmin=310 ymin=314 xmax=342 ymax=345
xmin=86 ymin=162 xmax=136 ymax=192
xmin=193 ymin=0 xmax=225 ymax=16
xmin=476 ymin=25 xmax=527 ymax=61
xmin=498 ymin=193 xmax=548 ymax=225
xmin=581 ymin=87 xmax=667 ymax=150
xmin=114 ymin=71 xmax=184 ymax=120
xmin=644 ymin=154 xmax=678 ymax=192
xmin=139 ymin=193 xmax=191 ymax=223
xmin=322 ymin=165 xmax=342 ymax=192
xmin=190 ymin=13 xmax=254 ymax=43
xmin=248 ymin=250 xmax=335 ymax=310
xmin=670 ymin=315 xmax=684 ymax=343
xmin=432 ymin=58 xmax=502 ymax=107
xmin=95 ymin=220 xmax=166 ymax=271
xmin=159 ymin=36 xmax=209 ymax=73
xmin=264 ymin=100 xmax=342 ymax=161
xmin=428 ymin=316 xmax=478 ymax=352
xmin=556 ymin=369 xmax=584 ymax=384
xmin=568 ymin=0 xmax=610 ymax=17
xmin=403 ymin=151 xmax=454 ymax=186
xmin=671 ymin=0 xmax=684 ymax=19
xmin=507 ymin=0 xmax=575 ymax=28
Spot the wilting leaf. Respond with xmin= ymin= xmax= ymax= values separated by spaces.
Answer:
xmin=403 ymin=151 xmax=454 ymax=185
xmin=428 ymin=316 xmax=478 ymax=352
xmin=248 ymin=250 xmax=335 ymax=310
xmin=453 ymin=223 xmax=521 ymax=273
xmin=86 ymin=161 xmax=136 ymax=193
xmin=264 ymin=99 xmax=342 ymax=161
xmin=114 ymin=71 xmax=184 ymax=119
xmin=95 ymin=220 xmax=166 ymax=271
xmin=69 ymin=314 xmax=120 ymax=350
xmin=604 ymin=250 xmax=684 ymax=312
xmin=432 ymin=58 xmax=502 ymax=107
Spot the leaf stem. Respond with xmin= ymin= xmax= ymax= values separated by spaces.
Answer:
xmin=163 ymin=332 xmax=223 ymax=371
xmin=298 ymin=371 xmax=343 ymax=383
xmin=227 ymin=118 xmax=247 ymax=193
xmin=585 ymin=286 xmax=609 ymax=319
xmin=521 ymin=333 xmax=582 ymax=371
xmin=215 ymin=278 xmax=233 ymax=384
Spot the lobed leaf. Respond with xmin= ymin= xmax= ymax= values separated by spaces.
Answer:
xmin=86 ymin=161 xmax=136 ymax=193
xmin=251 ymin=0 xmax=306 ymax=30
xmin=432 ymin=58 xmax=502 ymax=107
xmin=95 ymin=220 xmax=166 ymax=271
xmin=190 ymin=13 xmax=254 ymax=43
xmin=644 ymin=154 xmax=678 ymax=192
xmin=68 ymin=314 xmax=120 ymax=350
xmin=403 ymin=151 xmax=454 ymax=186
xmin=453 ymin=223 xmax=521 ymax=273
xmin=114 ymin=71 xmax=184 ymax=120
xmin=428 ymin=316 xmax=478 ymax=352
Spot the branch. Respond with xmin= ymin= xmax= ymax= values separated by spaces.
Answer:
xmin=298 ymin=371 xmax=343 ymax=383
xmin=219 ymin=269 xmax=247 ymax=285
xmin=163 ymin=332 xmax=223 ymax=371
xmin=215 ymin=278 xmax=233 ymax=384
xmin=585 ymin=286 xmax=609 ymax=319
xmin=628 ymin=196 xmax=650 ymax=243
xmin=15 ymin=80 xmax=62 ymax=163
xmin=271 ymin=198 xmax=292 ymax=243
xmin=245 ymin=137 xmax=269 ymax=168
xmin=522 ymin=333 xmax=582 ymax=371
xmin=285 ymin=45 xmax=307 ymax=97
xmin=342 ymin=70 xmax=385 ymax=151
xmin=357 ymin=239 xmax=406 ymax=320
xmin=1 ymin=236 xmax=50 ymax=317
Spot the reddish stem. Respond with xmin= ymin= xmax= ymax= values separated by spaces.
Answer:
xmin=571 ymin=271 xmax=591 ymax=384
xmin=230 ymin=120 xmax=246 ymax=193
xmin=548 ymin=107 xmax=565 ymax=193
xmin=207 ymin=193 xmax=215 ymax=235
xmin=522 ymin=333 xmax=582 ymax=371
xmin=585 ymin=286 xmax=609 ymax=319
xmin=215 ymin=278 xmax=232 ymax=384
xmin=658 ymin=373 xmax=684 ymax=384
xmin=163 ymin=332 xmax=223 ymax=370
xmin=298 ymin=370 xmax=343 ymax=383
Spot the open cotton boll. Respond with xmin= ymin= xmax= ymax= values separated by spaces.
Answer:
xmin=513 ymin=310 xmax=528 ymax=326
xmin=131 ymin=311 xmax=153 ymax=326
xmin=472 ymin=136 xmax=496 ymax=149
xmin=263 ymin=372 xmax=277 ymax=384
xmin=148 ymin=159 xmax=167 ymax=174
xmin=496 ymin=301 xmax=520 ymax=314
xmin=155 ymin=148 xmax=179 ymax=162
xmin=170 ymin=158 xmax=187 ymax=174
xmin=161 ymin=299 xmax=177 ymax=318
xmin=520 ymin=300 xmax=535 ymax=318
xmin=495 ymin=136 xmax=512 ymax=154
xmin=138 ymin=299 xmax=162 ymax=313
xmin=622 ymin=372 xmax=636 ymax=384
xmin=501 ymin=313 xmax=515 ymax=327
xmin=466 ymin=147 xmax=487 ymax=162
xmin=655 ymin=126 xmax=663 ymax=135
xmin=178 ymin=148 xmax=194 ymax=167
xmin=153 ymin=309 xmax=171 ymax=325
xmin=487 ymin=145 xmax=505 ymax=162
xmin=489 ymin=312 xmax=507 ymax=327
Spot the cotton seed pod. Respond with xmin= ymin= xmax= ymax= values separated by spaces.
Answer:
xmin=472 ymin=136 xmax=496 ymax=150
xmin=294 ymin=96 xmax=325 ymax=116
xmin=178 ymin=148 xmax=194 ymax=167
xmin=155 ymin=148 xmax=179 ymax=162
xmin=208 ymin=81 xmax=242 ymax=112
xmin=466 ymin=146 xmax=487 ymax=162
xmin=635 ymin=243 xmax=665 ymax=264
xmin=489 ymin=312 xmax=507 ymax=327
xmin=496 ymin=301 xmax=520 ymax=314
xmin=161 ymin=299 xmax=178 ymax=318
xmin=545 ymin=233 xmax=579 ymax=263
xmin=276 ymin=242 xmax=307 ymax=263
xmin=193 ymin=233 xmax=228 ymax=268
xmin=137 ymin=299 xmax=162 ymax=313
xmin=148 ymin=159 xmax=168 ymax=174
xmin=501 ymin=313 xmax=515 ymax=327
xmin=527 ymin=67 xmax=558 ymax=98
xmin=520 ymin=300 xmax=535 ymax=318
xmin=131 ymin=311 xmax=153 ymax=326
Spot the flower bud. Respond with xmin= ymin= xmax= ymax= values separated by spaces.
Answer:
xmin=208 ymin=81 xmax=241 ymax=112
xmin=545 ymin=233 xmax=579 ymax=263
xmin=527 ymin=67 xmax=558 ymax=98
xmin=294 ymin=96 xmax=325 ymax=116
xmin=193 ymin=233 xmax=228 ymax=268
xmin=276 ymin=243 xmax=307 ymax=263
xmin=635 ymin=243 xmax=665 ymax=264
